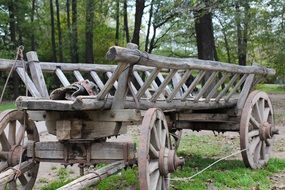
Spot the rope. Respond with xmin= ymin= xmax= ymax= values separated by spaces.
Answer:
xmin=170 ymin=148 xmax=247 ymax=182
xmin=0 ymin=46 xmax=25 ymax=103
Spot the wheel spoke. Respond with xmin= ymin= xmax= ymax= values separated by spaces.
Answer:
xmin=152 ymin=126 xmax=160 ymax=149
xmin=0 ymin=133 xmax=11 ymax=151
xmin=8 ymin=121 xmax=16 ymax=146
xmin=16 ymin=126 xmax=25 ymax=146
xmin=161 ymin=129 xmax=167 ymax=148
xmin=263 ymin=108 xmax=270 ymax=122
xmin=149 ymin=160 xmax=159 ymax=174
xmin=150 ymin=170 xmax=160 ymax=188
xmin=156 ymin=176 xmax=162 ymax=190
xmin=260 ymin=141 xmax=266 ymax=160
xmin=254 ymin=103 xmax=262 ymax=123
xmin=254 ymin=140 xmax=262 ymax=162
xmin=149 ymin=144 xmax=159 ymax=158
xmin=248 ymin=130 xmax=259 ymax=138
xmin=249 ymin=137 xmax=260 ymax=154
xmin=259 ymin=99 xmax=265 ymax=121
xmin=250 ymin=115 xmax=260 ymax=129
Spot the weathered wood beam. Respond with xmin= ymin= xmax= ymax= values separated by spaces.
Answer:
xmin=55 ymin=68 xmax=70 ymax=87
xmin=73 ymin=70 xmax=84 ymax=81
xmin=58 ymin=161 xmax=126 ymax=190
xmin=106 ymin=46 xmax=276 ymax=75
xmin=90 ymin=71 xmax=105 ymax=90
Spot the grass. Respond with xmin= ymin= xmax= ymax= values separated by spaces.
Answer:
xmin=0 ymin=102 xmax=15 ymax=111
xmin=255 ymin=84 xmax=285 ymax=94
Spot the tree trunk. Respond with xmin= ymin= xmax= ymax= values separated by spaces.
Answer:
xmin=145 ymin=0 xmax=154 ymax=52
xmin=131 ymin=0 xmax=145 ymax=46
xmin=71 ymin=0 xmax=79 ymax=63
xmin=115 ymin=0 xmax=120 ymax=45
xmin=85 ymin=0 xmax=94 ymax=63
xmin=31 ymin=0 xmax=36 ymax=50
xmin=56 ymin=0 xmax=63 ymax=62
xmin=66 ymin=0 xmax=72 ymax=62
xmin=50 ymin=0 xmax=57 ymax=62
xmin=123 ymin=0 xmax=130 ymax=43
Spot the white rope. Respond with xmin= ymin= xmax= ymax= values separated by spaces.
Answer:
xmin=170 ymin=148 xmax=247 ymax=182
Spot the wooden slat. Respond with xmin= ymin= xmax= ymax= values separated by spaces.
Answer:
xmin=90 ymin=71 xmax=105 ymax=90
xmin=73 ymin=70 xmax=84 ymax=81
xmin=55 ymin=68 xmax=70 ymax=87
xmin=205 ymin=73 xmax=229 ymax=102
xmin=97 ymin=63 xmax=127 ymax=100
xmin=106 ymin=72 xmax=118 ymax=89
xmin=133 ymin=71 xmax=152 ymax=98
xmin=150 ymin=69 xmax=177 ymax=102
xmin=181 ymin=70 xmax=206 ymax=101
xmin=16 ymin=67 xmax=41 ymax=97
xmin=194 ymin=71 xmax=218 ymax=102
xmin=224 ymin=74 xmax=248 ymax=102
xmin=237 ymin=74 xmax=255 ymax=110
xmin=156 ymin=72 xmax=172 ymax=96
xmin=215 ymin=73 xmax=239 ymax=102
xmin=145 ymin=71 xmax=165 ymax=100
xmin=27 ymin=51 xmax=49 ymax=97
xmin=136 ymin=68 xmax=160 ymax=100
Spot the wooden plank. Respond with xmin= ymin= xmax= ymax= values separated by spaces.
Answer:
xmin=136 ymin=68 xmax=160 ymax=100
xmin=156 ymin=72 xmax=172 ymax=96
xmin=150 ymin=69 xmax=177 ymax=102
xmin=145 ymin=71 xmax=165 ymax=100
xmin=55 ymin=68 xmax=70 ymax=87
xmin=215 ymin=73 xmax=239 ymax=102
xmin=237 ymin=74 xmax=255 ymax=110
xmin=182 ymin=70 xmax=206 ymax=101
xmin=16 ymin=67 xmax=41 ymax=97
xmin=133 ymin=71 xmax=152 ymax=98
xmin=194 ymin=71 xmax=218 ymax=102
xmin=27 ymin=51 xmax=49 ymax=97
xmin=106 ymin=46 xmax=276 ymax=75
xmin=205 ymin=73 xmax=229 ymax=102
xmin=112 ymin=43 xmax=138 ymax=110
xmin=106 ymin=72 xmax=118 ymax=89
xmin=86 ymin=109 xmax=142 ymax=122
xmin=90 ymin=71 xmax=105 ymax=90
xmin=224 ymin=74 xmax=248 ymax=102
xmin=73 ymin=70 xmax=84 ymax=81
xmin=177 ymin=113 xmax=234 ymax=122
xmin=97 ymin=63 xmax=127 ymax=100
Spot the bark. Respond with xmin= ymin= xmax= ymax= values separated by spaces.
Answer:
xmin=115 ymin=0 xmax=120 ymax=45
xmin=31 ymin=0 xmax=36 ymax=50
xmin=50 ymin=0 xmax=57 ymax=62
xmin=85 ymin=0 xmax=94 ymax=63
xmin=71 ymin=0 xmax=79 ymax=63
xmin=66 ymin=0 xmax=73 ymax=62
xmin=131 ymin=0 xmax=145 ymax=46
xmin=56 ymin=0 xmax=63 ymax=62
xmin=123 ymin=0 xmax=130 ymax=43
xmin=145 ymin=0 xmax=154 ymax=52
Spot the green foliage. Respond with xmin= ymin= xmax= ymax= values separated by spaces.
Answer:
xmin=0 ymin=102 xmax=16 ymax=111
xmin=255 ymin=84 xmax=285 ymax=94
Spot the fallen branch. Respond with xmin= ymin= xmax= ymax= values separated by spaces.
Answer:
xmin=58 ymin=161 xmax=126 ymax=190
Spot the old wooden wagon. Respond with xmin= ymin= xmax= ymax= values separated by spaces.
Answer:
xmin=0 ymin=43 xmax=277 ymax=189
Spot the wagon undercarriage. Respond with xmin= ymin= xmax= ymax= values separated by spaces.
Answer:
xmin=0 ymin=43 xmax=278 ymax=189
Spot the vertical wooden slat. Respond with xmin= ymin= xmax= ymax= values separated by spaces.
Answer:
xmin=136 ymin=68 xmax=160 ymax=100
xmin=26 ymin=51 xmax=49 ymax=97
xmin=150 ymin=69 xmax=177 ymax=102
xmin=181 ymin=70 xmax=206 ymax=101
xmin=224 ymin=74 xmax=248 ymax=101
xmin=194 ymin=71 xmax=218 ymax=102
xmin=73 ymin=70 xmax=84 ymax=81
xmin=16 ymin=67 xmax=41 ymax=97
xmin=106 ymin=72 xmax=118 ymax=89
xmin=133 ymin=71 xmax=152 ymax=98
xmin=237 ymin=74 xmax=255 ymax=110
xmin=55 ymin=68 xmax=70 ymax=87
xmin=205 ymin=73 xmax=229 ymax=102
xmin=97 ymin=63 xmax=127 ymax=100
xmin=90 ymin=71 xmax=105 ymax=90
xmin=215 ymin=73 xmax=239 ymax=102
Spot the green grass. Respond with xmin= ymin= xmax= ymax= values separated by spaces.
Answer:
xmin=255 ymin=84 xmax=285 ymax=94
xmin=0 ymin=102 xmax=15 ymax=111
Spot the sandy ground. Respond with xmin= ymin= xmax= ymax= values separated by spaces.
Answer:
xmin=22 ymin=93 xmax=285 ymax=189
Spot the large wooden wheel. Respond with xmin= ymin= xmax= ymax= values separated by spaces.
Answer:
xmin=138 ymin=108 xmax=184 ymax=190
xmin=240 ymin=91 xmax=277 ymax=169
xmin=0 ymin=109 xmax=39 ymax=189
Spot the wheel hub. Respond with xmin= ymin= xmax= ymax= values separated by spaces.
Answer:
xmin=159 ymin=147 xmax=185 ymax=176
xmin=259 ymin=122 xmax=279 ymax=141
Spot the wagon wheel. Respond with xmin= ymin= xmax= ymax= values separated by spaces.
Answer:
xmin=169 ymin=129 xmax=183 ymax=150
xmin=240 ymin=91 xmax=278 ymax=169
xmin=138 ymin=108 xmax=184 ymax=190
xmin=0 ymin=109 xmax=39 ymax=189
